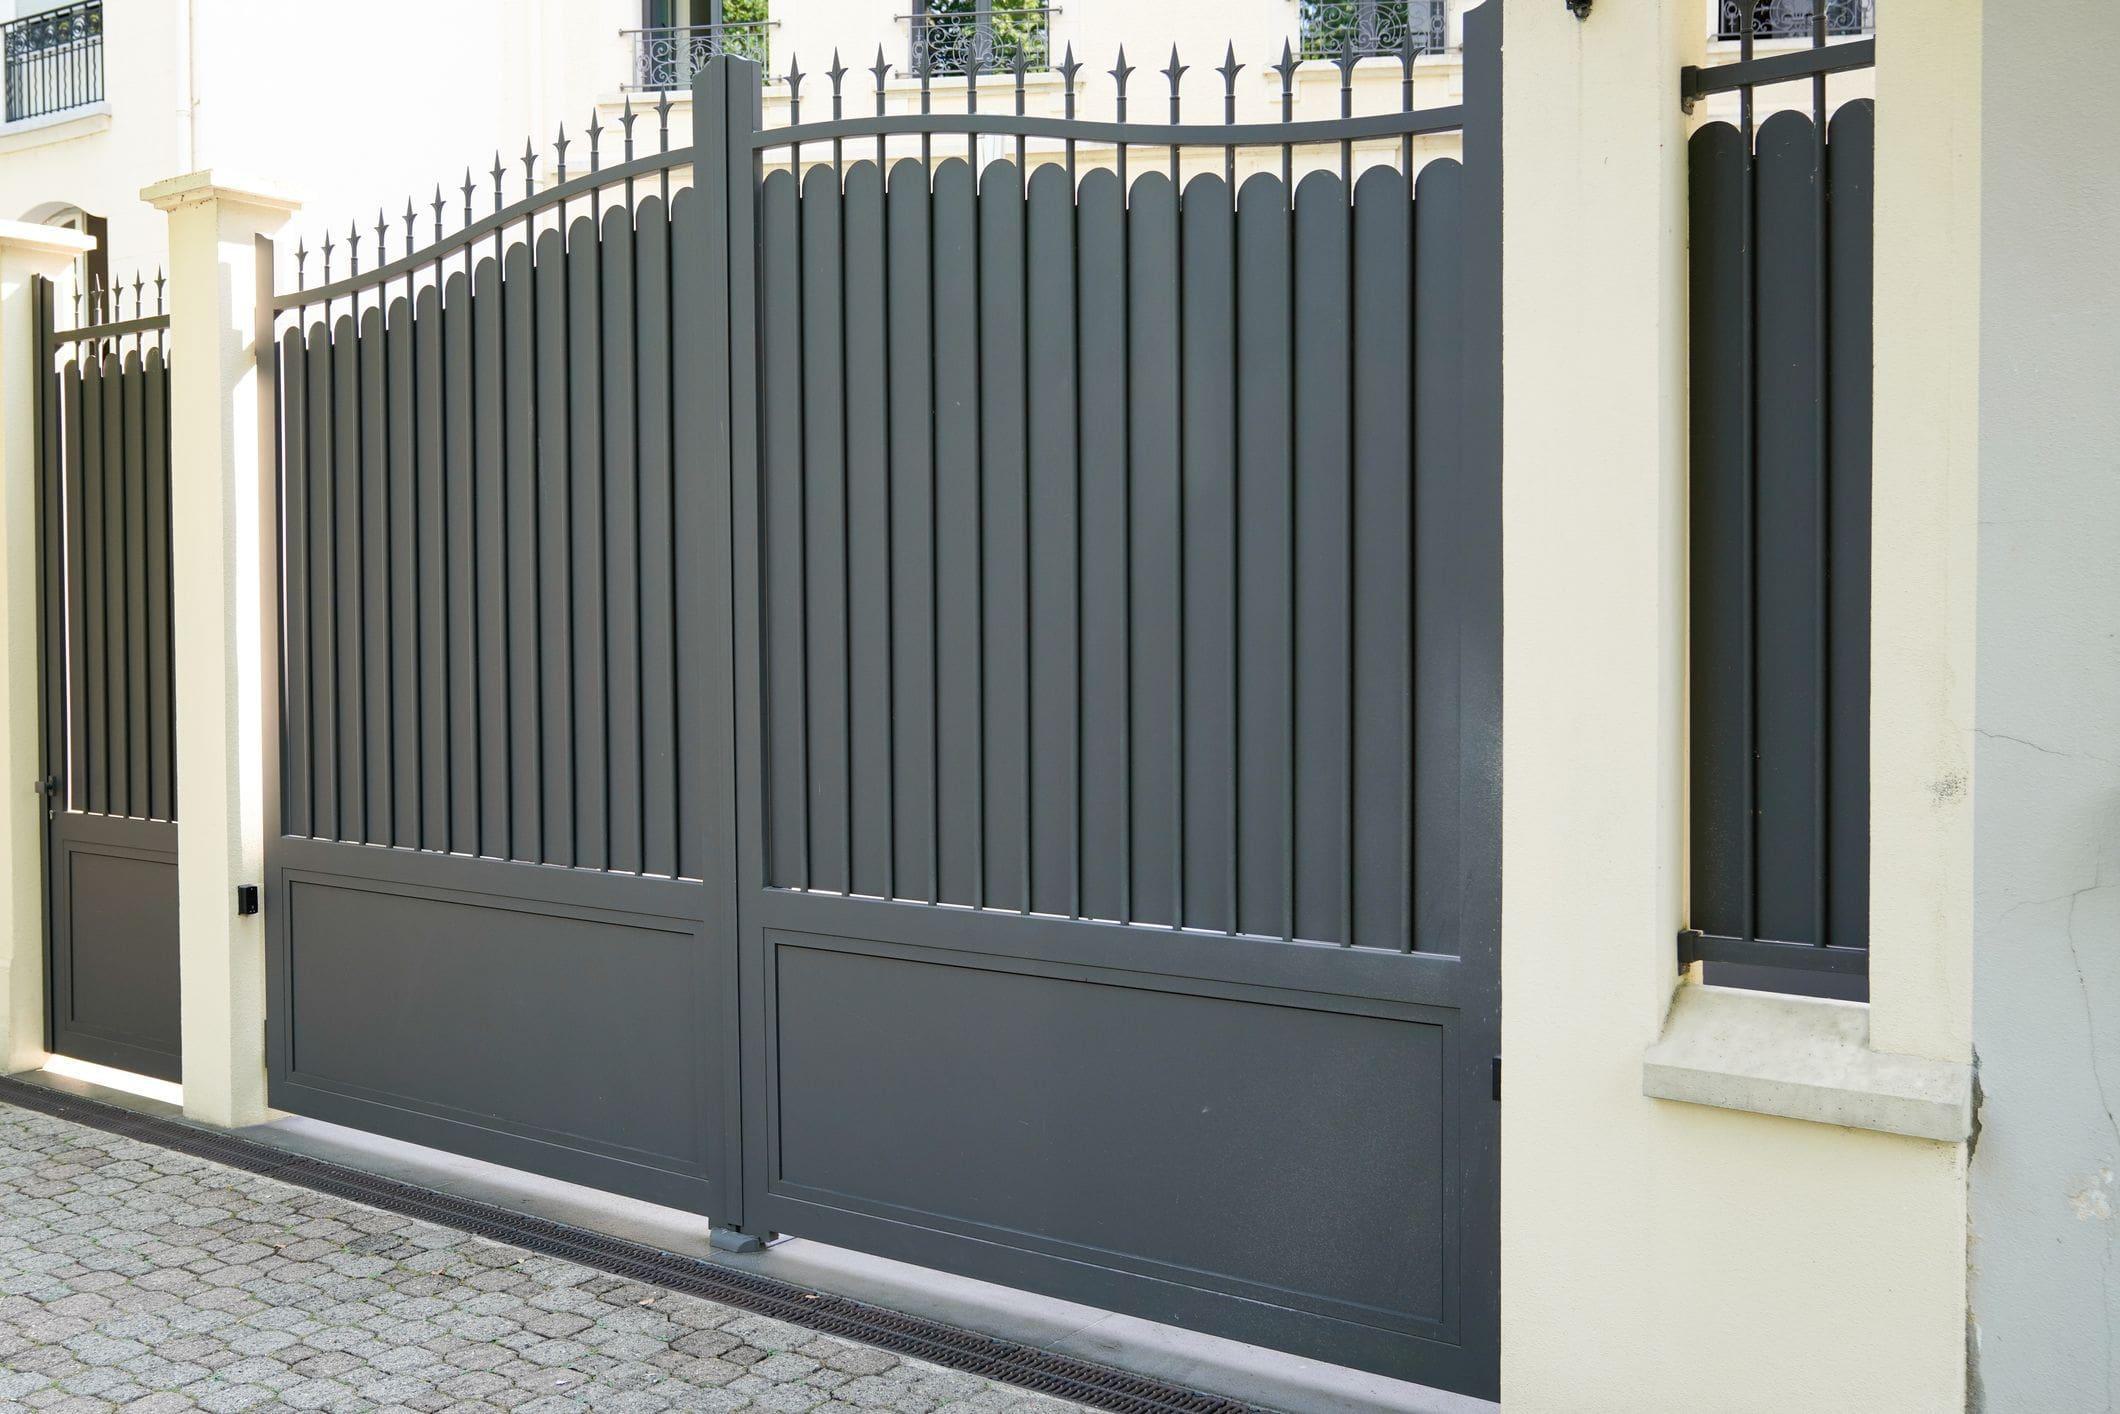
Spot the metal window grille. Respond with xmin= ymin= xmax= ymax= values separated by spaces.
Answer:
xmin=3 ymin=0 xmax=102 ymax=124
xmin=1716 ymin=0 xmax=1873 ymax=43
xmin=1297 ymin=0 xmax=1448 ymax=61
xmin=906 ymin=2 xmax=1052 ymax=77
xmin=627 ymin=19 xmax=774 ymax=90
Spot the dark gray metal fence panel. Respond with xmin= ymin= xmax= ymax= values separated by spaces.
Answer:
xmin=1234 ymin=172 xmax=1294 ymax=942
xmin=842 ymin=165 xmax=894 ymax=902
xmin=1686 ymin=97 xmax=1872 ymax=995
xmin=632 ymin=201 xmax=677 ymax=880
xmin=359 ymin=306 xmax=392 ymax=840
xmin=931 ymin=159 xmax=981 ymax=907
xmin=883 ymin=160 xmax=938 ymax=903
xmin=599 ymin=208 xmax=643 ymax=875
xmin=1024 ymin=163 xmax=1079 ymax=921
xmin=761 ymin=167 xmax=808 ymax=889
xmin=281 ymin=328 xmax=311 ymax=838
xmin=413 ymin=289 xmax=446 ymax=852
xmin=306 ymin=320 xmax=339 ymax=838
xmin=387 ymin=297 xmax=419 ymax=848
xmin=1076 ymin=167 xmax=1129 ymax=925
xmin=37 ymin=286 xmax=182 ymax=1083
xmin=978 ymin=161 xmax=1031 ymax=914
xmin=474 ymin=257 xmax=509 ymax=858
xmin=1178 ymin=172 xmax=1236 ymax=936
xmin=532 ymin=233 xmax=574 ymax=865
xmin=503 ymin=242 xmax=541 ymax=864
xmin=800 ymin=165 xmax=852 ymax=897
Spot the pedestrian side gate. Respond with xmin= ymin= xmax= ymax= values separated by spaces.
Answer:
xmin=259 ymin=5 xmax=1501 ymax=1395
xmin=33 ymin=280 xmax=182 ymax=1083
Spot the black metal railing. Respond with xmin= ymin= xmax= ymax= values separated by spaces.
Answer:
xmin=1298 ymin=0 xmax=1448 ymax=61
xmin=3 ymin=0 xmax=102 ymax=123
xmin=1716 ymin=0 xmax=1873 ymax=42
xmin=906 ymin=5 xmax=1052 ymax=77
xmin=626 ymin=20 xmax=773 ymax=90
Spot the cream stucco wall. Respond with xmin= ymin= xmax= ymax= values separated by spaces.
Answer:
xmin=1499 ymin=0 xmax=1972 ymax=1410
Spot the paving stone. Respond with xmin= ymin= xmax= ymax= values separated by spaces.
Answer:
xmin=0 ymin=1104 xmax=1091 ymax=1414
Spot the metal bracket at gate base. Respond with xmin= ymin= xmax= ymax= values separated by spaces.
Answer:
xmin=235 ymin=885 xmax=259 ymax=917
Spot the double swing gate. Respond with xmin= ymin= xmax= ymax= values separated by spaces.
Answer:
xmin=32 ymin=281 xmax=182 ymax=1084
xmin=262 ymin=4 xmax=1500 ymax=1394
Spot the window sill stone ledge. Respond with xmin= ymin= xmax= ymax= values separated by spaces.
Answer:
xmin=1642 ymin=982 xmax=1972 ymax=1143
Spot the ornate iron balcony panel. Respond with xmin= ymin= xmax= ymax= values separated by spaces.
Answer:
xmin=907 ymin=6 xmax=1052 ymax=78
xmin=1716 ymin=0 xmax=1874 ymax=42
xmin=1297 ymin=0 xmax=1449 ymax=61
xmin=628 ymin=21 xmax=774 ymax=91
xmin=3 ymin=0 xmax=102 ymax=123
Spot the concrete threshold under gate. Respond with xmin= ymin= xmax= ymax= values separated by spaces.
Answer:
xmin=14 ymin=1063 xmax=1492 ymax=1414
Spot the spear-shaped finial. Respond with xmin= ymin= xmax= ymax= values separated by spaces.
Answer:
xmin=1110 ymin=45 xmax=1134 ymax=97
xmin=521 ymin=137 xmax=538 ymax=195
xmin=554 ymin=123 xmax=570 ymax=183
xmin=1335 ymin=33 xmax=1359 ymax=84
xmin=1058 ymin=43 xmax=1081 ymax=117
xmin=460 ymin=167 xmax=476 ymax=228
xmin=490 ymin=152 xmax=506 ymax=211
xmin=1163 ymin=45 xmax=1187 ymax=100
xmin=871 ymin=45 xmax=889 ymax=109
xmin=1217 ymin=42 xmax=1244 ymax=109
xmin=109 ymin=276 xmax=121 ymax=322
xmin=132 ymin=271 xmax=144 ymax=316
xmin=403 ymin=198 xmax=417 ymax=256
xmin=785 ymin=53 xmax=804 ymax=114
xmin=432 ymin=185 xmax=446 ymax=244
xmin=321 ymin=231 xmax=334 ymax=285
xmin=154 ymin=267 xmax=165 ymax=314
xmin=348 ymin=220 xmax=361 ymax=276
xmin=654 ymin=88 xmax=673 ymax=150
xmin=1274 ymin=39 xmax=1299 ymax=109
xmin=587 ymin=109 xmax=604 ymax=170
xmin=621 ymin=95 xmax=637 ymax=161
xmin=375 ymin=208 xmax=388 ymax=265
xmin=827 ymin=49 xmax=846 ymax=116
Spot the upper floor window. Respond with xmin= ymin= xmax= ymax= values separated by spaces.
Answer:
xmin=1297 ymin=0 xmax=1449 ymax=62
xmin=909 ymin=0 xmax=1051 ymax=79
xmin=629 ymin=0 xmax=771 ymax=91
xmin=3 ymin=0 xmax=102 ymax=123
xmin=1714 ymin=0 xmax=1874 ymax=42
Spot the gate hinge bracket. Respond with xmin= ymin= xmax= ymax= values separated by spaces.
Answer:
xmin=1676 ymin=928 xmax=1705 ymax=970
xmin=1491 ymin=1056 xmax=1502 ymax=1102
xmin=235 ymin=885 xmax=259 ymax=917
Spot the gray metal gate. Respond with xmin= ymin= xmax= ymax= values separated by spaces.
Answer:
xmin=263 ymin=5 xmax=1500 ymax=1392
xmin=35 ymin=277 xmax=181 ymax=1084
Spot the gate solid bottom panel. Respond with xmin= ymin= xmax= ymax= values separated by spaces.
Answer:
xmin=740 ymin=890 xmax=1496 ymax=1396
xmin=48 ymin=814 xmax=180 ymax=1084
xmin=265 ymin=838 xmax=726 ymax=1215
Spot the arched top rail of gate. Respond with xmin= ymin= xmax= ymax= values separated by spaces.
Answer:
xmin=269 ymin=0 xmax=1497 ymax=330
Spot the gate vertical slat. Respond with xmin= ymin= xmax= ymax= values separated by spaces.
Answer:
xmin=100 ymin=348 xmax=127 ymax=815
xmin=930 ymin=160 xmax=980 ymax=908
xmin=1292 ymin=170 xmax=1352 ymax=946
xmin=977 ymin=161 xmax=1029 ymax=914
xmin=760 ymin=169 xmax=807 ymax=888
xmin=669 ymin=182 xmax=718 ymax=890
xmin=143 ymin=346 xmax=172 ymax=821
xmin=799 ymin=166 xmax=851 ymax=896
xmin=599 ymin=206 xmax=642 ymax=875
xmin=1023 ymin=163 xmax=1079 ymax=921
xmin=504 ymin=241 xmax=544 ymax=866
xmin=1125 ymin=171 xmax=1180 ymax=930
xmin=1686 ymin=124 xmax=1752 ymax=942
xmin=1825 ymin=101 xmax=1873 ymax=954
xmin=632 ymin=203 xmax=675 ymax=879
xmin=1352 ymin=166 xmax=1413 ymax=951
xmin=1233 ymin=173 xmax=1293 ymax=942
xmin=332 ymin=311 xmax=366 ymax=843
xmin=411 ymin=288 xmax=446 ymax=851
xmin=359 ymin=306 xmax=392 ymax=840
xmin=36 ymin=282 xmax=62 ymax=817
xmin=440 ymin=272 xmax=477 ymax=852
xmin=531 ymin=233 xmax=574 ymax=866
xmin=475 ymin=258 xmax=510 ymax=858
xmin=78 ymin=357 xmax=104 ymax=816
xmin=883 ymin=161 xmax=937 ymax=902
xmin=1752 ymin=111 xmax=1826 ymax=947
xmin=1411 ymin=158 xmax=1465 ymax=954
xmin=842 ymin=164 xmax=894 ymax=901
xmin=280 ymin=329 xmax=310 ymax=838
xmin=565 ymin=219 xmax=608 ymax=870
xmin=121 ymin=349 xmax=148 ymax=817
xmin=305 ymin=320 xmax=339 ymax=838
xmin=387 ymin=297 xmax=418 ymax=847
xmin=1178 ymin=171 xmax=1236 ymax=936
xmin=1074 ymin=167 xmax=1128 ymax=924
xmin=61 ymin=358 xmax=85 ymax=814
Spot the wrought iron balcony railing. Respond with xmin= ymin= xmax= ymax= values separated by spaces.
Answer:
xmin=626 ymin=20 xmax=774 ymax=91
xmin=3 ymin=0 xmax=102 ymax=124
xmin=1297 ymin=0 xmax=1449 ymax=61
xmin=1715 ymin=0 xmax=1874 ymax=42
xmin=906 ymin=5 xmax=1052 ymax=78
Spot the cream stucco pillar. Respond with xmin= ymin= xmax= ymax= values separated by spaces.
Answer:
xmin=1865 ymin=1 xmax=1980 ymax=1065
xmin=0 ymin=222 xmax=95 ymax=1075
xmin=143 ymin=173 xmax=296 ymax=1129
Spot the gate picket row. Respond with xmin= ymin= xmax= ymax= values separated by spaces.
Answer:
xmin=256 ymin=8 xmax=1501 ymax=1395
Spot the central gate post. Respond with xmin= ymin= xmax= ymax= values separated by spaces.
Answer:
xmin=143 ymin=173 xmax=298 ymax=1129
xmin=0 ymin=224 xmax=94 ymax=1075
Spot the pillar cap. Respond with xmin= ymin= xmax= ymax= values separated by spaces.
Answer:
xmin=141 ymin=170 xmax=301 ymax=215
xmin=0 ymin=219 xmax=96 ymax=265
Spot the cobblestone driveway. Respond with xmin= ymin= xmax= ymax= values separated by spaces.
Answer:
xmin=0 ymin=1102 xmax=1084 ymax=1413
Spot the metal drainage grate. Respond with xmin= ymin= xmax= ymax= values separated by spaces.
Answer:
xmin=0 ymin=1076 xmax=1262 ymax=1414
